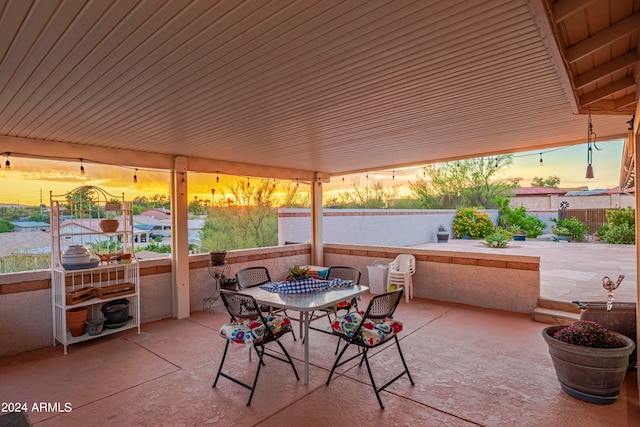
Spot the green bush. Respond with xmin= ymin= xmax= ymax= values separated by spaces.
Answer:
xmin=601 ymin=207 xmax=635 ymax=244
xmin=484 ymin=227 xmax=513 ymax=248
xmin=551 ymin=217 xmax=588 ymax=241
xmin=602 ymin=223 xmax=635 ymax=244
xmin=494 ymin=196 xmax=546 ymax=237
xmin=453 ymin=207 xmax=495 ymax=239
xmin=606 ymin=207 xmax=635 ymax=227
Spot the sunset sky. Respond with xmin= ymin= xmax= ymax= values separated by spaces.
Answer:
xmin=0 ymin=139 xmax=625 ymax=207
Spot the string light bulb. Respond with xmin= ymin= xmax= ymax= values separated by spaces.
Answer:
xmin=495 ymin=158 xmax=499 ymax=168
xmin=4 ymin=153 xmax=10 ymax=171
xmin=133 ymin=168 xmax=138 ymax=183
xmin=539 ymin=153 xmax=543 ymax=166
xmin=216 ymin=171 xmax=219 ymax=183
xmin=392 ymin=170 xmax=395 ymax=180
xmin=80 ymin=159 xmax=85 ymax=175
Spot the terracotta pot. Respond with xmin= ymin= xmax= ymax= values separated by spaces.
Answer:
xmin=99 ymin=219 xmax=119 ymax=233
xmin=542 ymin=325 xmax=635 ymax=404
xmin=67 ymin=307 xmax=89 ymax=337
xmin=209 ymin=251 xmax=227 ymax=266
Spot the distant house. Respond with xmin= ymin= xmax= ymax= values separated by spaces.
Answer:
xmin=140 ymin=208 xmax=171 ymax=220
xmin=510 ymin=186 xmax=634 ymax=210
xmin=10 ymin=221 xmax=50 ymax=233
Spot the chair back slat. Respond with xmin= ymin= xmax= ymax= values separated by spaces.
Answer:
xmin=220 ymin=290 xmax=261 ymax=320
xmin=326 ymin=266 xmax=361 ymax=284
xmin=236 ymin=267 xmax=272 ymax=289
xmin=364 ymin=289 xmax=403 ymax=320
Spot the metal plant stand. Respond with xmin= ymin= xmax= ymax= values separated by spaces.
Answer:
xmin=203 ymin=263 xmax=230 ymax=312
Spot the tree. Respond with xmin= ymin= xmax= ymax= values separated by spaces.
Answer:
xmin=409 ymin=155 xmax=519 ymax=209
xmin=324 ymin=178 xmax=400 ymax=208
xmin=188 ymin=196 xmax=207 ymax=216
xmin=279 ymin=181 xmax=310 ymax=208
xmin=200 ymin=179 xmax=278 ymax=251
xmin=531 ymin=175 xmax=560 ymax=188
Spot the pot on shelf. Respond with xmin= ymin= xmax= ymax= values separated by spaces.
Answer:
xmin=101 ymin=299 xmax=130 ymax=324
xmin=542 ymin=325 xmax=635 ymax=404
xmin=99 ymin=219 xmax=119 ymax=233
xmin=67 ymin=307 xmax=89 ymax=337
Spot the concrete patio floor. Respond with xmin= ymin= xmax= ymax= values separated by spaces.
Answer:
xmin=1 ymin=295 xmax=638 ymax=426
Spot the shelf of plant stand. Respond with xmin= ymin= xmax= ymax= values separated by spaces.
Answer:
xmin=58 ymin=292 xmax=139 ymax=311
xmin=64 ymin=320 xmax=139 ymax=345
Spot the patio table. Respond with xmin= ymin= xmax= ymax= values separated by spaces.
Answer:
xmin=238 ymin=284 xmax=369 ymax=384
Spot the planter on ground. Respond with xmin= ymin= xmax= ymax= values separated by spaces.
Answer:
xmin=542 ymin=325 xmax=635 ymax=404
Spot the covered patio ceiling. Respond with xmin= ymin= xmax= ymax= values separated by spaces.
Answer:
xmin=0 ymin=0 xmax=638 ymax=182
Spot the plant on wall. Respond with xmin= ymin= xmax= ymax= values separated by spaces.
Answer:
xmin=453 ymin=207 xmax=495 ymax=239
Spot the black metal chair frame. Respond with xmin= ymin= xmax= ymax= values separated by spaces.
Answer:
xmin=308 ymin=266 xmax=362 ymax=352
xmin=326 ymin=289 xmax=414 ymax=409
xmin=213 ymin=290 xmax=299 ymax=406
xmin=235 ymin=267 xmax=296 ymax=340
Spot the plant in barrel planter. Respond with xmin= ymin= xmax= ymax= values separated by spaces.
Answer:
xmin=542 ymin=275 xmax=635 ymax=404
xmin=542 ymin=321 xmax=634 ymax=404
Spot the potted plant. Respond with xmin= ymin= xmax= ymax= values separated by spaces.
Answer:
xmin=542 ymin=320 xmax=635 ymax=404
xmin=551 ymin=217 xmax=588 ymax=242
xmin=552 ymin=226 xmax=572 ymax=242
xmin=436 ymin=224 xmax=449 ymax=243
xmin=509 ymin=225 xmax=526 ymax=241
xmin=286 ymin=265 xmax=310 ymax=281
xmin=209 ymin=247 xmax=227 ymax=265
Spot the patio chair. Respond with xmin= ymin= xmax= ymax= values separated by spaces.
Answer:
xmin=387 ymin=254 xmax=416 ymax=303
xmin=326 ymin=289 xmax=414 ymax=409
xmin=235 ymin=266 xmax=296 ymax=343
xmin=308 ymin=266 xmax=362 ymax=352
xmin=213 ymin=290 xmax=299 ymax=406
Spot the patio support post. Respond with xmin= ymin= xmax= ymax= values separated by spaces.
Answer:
xmin=171 ymin=156 xmax=190 ymax=319
xmin=634 ymin=113 xmax=640 ymax=397
xmin=310 ymin=176 xmax=323 ymax=266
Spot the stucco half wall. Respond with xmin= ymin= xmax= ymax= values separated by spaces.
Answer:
xmin=323 ymin=244 xmax=540 ymax=314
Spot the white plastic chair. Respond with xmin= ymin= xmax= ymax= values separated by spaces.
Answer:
xmin=387 ymin=254 xmax=416 ymax=303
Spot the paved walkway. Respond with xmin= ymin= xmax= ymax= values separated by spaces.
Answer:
xmin=411 ymin=240 xmax=637 ymax=304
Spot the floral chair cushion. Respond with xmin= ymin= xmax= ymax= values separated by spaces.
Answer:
xmin=331 ymin=311 xmax=403 ymax=347
xmin=219 ymin=315 xmax=292 ymax=345
xmin=335 ymin=299 xmax=353 ymax=310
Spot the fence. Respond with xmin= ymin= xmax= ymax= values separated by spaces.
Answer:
xmin=560 ymin=209 xmax=608 ymax=234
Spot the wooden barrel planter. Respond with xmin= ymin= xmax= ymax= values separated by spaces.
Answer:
xmin=542 ymin=325 xmax=635 ymax=404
